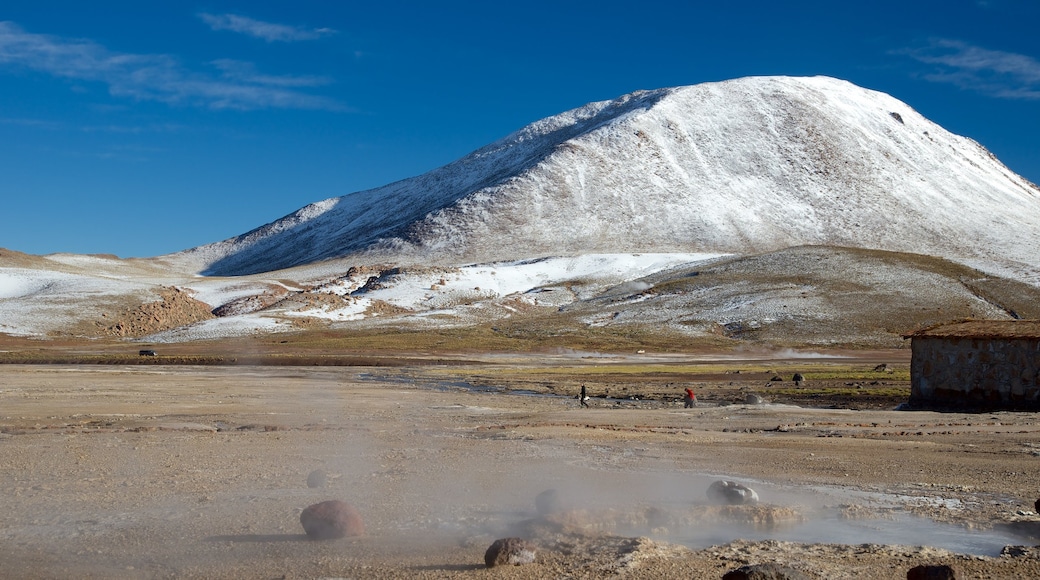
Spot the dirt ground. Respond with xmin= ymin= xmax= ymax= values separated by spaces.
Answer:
xmin=2 ymin=353 xmax=1040 ymax=579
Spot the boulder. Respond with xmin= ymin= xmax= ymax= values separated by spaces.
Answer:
xmin=722 ymin=563 xmax=811 ymax=579
xmin=300 ymin=500 xmax=364 ymax=540
xmin=746 ymin=393 xmax=765 ymax=405
xmin=306 ymin=469 xmax=327 ymax=488
xmin=707 ymin=481 xmax=760 ymax=505
xmin=907 ymin=564 xmax=956 ymax=580
xmin=484 ymin=537 xmax=536 ymax=567
xmin=535 ymin=488 xmax=563 ymax=516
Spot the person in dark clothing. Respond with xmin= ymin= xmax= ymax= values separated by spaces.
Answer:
xmin=580 ymin=384 xmax=590 ymax=408
xmin=683 ymin=387 xmax=696 ymax=408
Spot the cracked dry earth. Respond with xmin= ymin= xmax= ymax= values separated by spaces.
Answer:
xmin=2 ymin=363 xmax=1040 ymax=579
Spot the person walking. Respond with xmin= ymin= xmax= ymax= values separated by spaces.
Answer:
xmin=683 ymin=387 xmax=696 ymax=408
xmin=580 ymin=384 xmax=590 ymax=408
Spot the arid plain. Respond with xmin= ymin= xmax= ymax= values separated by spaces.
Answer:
xmin=3 ymin=340 xmax=1040 ymax=579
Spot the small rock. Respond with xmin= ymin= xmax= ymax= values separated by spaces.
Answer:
xmin=1035 ymin=497 xmax=1040 ymax=513
xmin=306 ymin=469 xmax=327 ymax=489
xmin=535 ymin=488 xmax=563 ymax=516
xmin=746 ymin=393 xmax=765 ymax=405
xmin=707 ymin=480 xmax=759 ymax=505
xmin=300 ymin=500 xmax=364 ymax=540
xmin=907 ymin=564 xmax=957 ymax=580
xmin=484 ymin=537 xmax=536 ymax=567
xmin=722 ymin=562 xmax=811 ymax=580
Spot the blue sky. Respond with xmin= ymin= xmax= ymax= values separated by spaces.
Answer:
xmin=2 ymin=1 xmax=1039 ymax=258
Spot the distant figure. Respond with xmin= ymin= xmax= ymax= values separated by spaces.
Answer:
xmin=683 ymin=388 xmax=696 ymax=408
xmin=580 ymin=384 xmax=590 ymax=408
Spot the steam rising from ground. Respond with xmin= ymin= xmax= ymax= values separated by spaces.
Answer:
xmin=0 ymin=365 xmax=1030 ymax=578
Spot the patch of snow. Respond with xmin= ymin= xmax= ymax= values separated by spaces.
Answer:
xmin=0 ymin=269 xmax=56 ymax=299
xmin=143 ymin=315 xmax=288 ymax=342
xmin=180 ymin=278 xmax=293 ymax=309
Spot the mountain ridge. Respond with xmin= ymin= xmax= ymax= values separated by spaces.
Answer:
xmin=167 ymin=75 xmax=1040 ymax=281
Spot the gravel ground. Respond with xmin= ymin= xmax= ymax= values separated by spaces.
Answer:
xmin=2 ymin=361 xmax=1040 ymax=579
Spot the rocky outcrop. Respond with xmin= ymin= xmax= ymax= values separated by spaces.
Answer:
xmin=97 ymin=286 xmax=215 ymax=338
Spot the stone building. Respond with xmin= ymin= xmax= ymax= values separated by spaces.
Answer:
xmin=905 ymin=320 xmax=1040 ymax=410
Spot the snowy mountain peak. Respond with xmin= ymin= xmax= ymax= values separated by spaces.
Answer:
xmin=171 ymin=76 xmax=1040 ymax=280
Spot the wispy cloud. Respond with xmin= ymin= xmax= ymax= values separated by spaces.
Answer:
xmin=198 ymin=13 xmax=336 ymax=42
xmin=900 ymin=39 xmax=1040 ymax=100
xmin=0 ymin=116 xmax=61 ymax=129
xmin=0 ymin=21 xmax=344 ymax=110
xmin=210 ymin=59 xmax=333 ymax=88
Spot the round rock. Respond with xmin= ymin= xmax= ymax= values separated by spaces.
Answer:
xmin=484 ymin=537 xmax=536 ymax=567
xmin=306 ymin=469 xmax=327 ymax=488
xmin=707 ymin=480 xmax=760 ymax=505
xmin=535 ymin=488 xmax=563 ymax=516
xmin=300 ymin=500 xmax=364 ymax=540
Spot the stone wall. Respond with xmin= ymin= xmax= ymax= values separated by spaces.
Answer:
xmin=909 ymin=336 xmax=1040 ymax=410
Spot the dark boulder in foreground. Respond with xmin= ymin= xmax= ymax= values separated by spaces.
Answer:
xmin=484 ymin=537 xmax=536 ymax=567
xmin=707 ymin=480 xmax=760 ymax=505
xmin=907 ymin=564 xmax=957 ymax=580
xmin=722 ymin=562 xmax=812 ymax=579
xmin=300 ymin=500 xmax=364 ymax=540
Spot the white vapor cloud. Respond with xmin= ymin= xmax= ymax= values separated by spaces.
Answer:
xmin=901 ymin=39 xmax=1040 ymax=100
xmin=198 ymin=13 xmax=336 ymax=42
xmin=0 ymin=22 xmax=343 ymax=110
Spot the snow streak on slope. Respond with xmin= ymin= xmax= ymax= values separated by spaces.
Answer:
xmin=172 ymin=76 xmax=1040 ymax=281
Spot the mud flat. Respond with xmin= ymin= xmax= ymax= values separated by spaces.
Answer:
xmin=2 ymin=360 xmax=1040 ymax=579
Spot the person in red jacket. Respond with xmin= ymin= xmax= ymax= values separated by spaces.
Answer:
xmin=683 ymin=388 xmax=696 ymax=408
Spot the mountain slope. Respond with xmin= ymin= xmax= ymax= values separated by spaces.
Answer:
xmin=170 ymin=76 xmax=1040 ymax=281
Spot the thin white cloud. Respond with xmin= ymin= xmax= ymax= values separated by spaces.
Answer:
xmin=901 ymin=39 xmax=1040 ymax=100
xmin=0 ymin=117 xmax=61 ymax=129
xmin=0 ymin=21 xmax=345 ymax=110
xmin=198 ymin=13 xmax=336 ymax=42
xmin=210 ymin=59 xmax=333 ymax=88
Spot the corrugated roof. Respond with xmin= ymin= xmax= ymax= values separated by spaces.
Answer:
xmin=905 ymin=320 xmax=1040 ymax=339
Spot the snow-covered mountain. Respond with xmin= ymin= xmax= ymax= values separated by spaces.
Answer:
xmin=5 ymin=75 xmax=1040 ymax=346
xmin=170 ymin=75 xmax=1040 ymax=282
